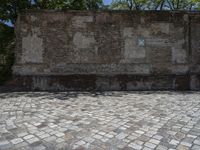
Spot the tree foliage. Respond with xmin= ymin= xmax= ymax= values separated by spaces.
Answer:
xmin=0 ymin=0 xmax=103 ymax=25
xmin=110 ymin=0 xmax=200 ymax=10
xmin=0 ymin=22 xmax=14 ymax=84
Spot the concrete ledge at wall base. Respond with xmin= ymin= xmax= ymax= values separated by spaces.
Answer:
xmin=0 ymin=74 xmax=199 ymax=92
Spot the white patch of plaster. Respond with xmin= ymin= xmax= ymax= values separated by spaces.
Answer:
xmin=183 ymin=14 xmax=189 ymax=22
xmin=172 ymin=48 xmax=187 ymax=64
xmin=127 ymin=64 xmax=150 ymax=74
xmin=123 ymin=28 xmax=134 ymax=38
xmin=137 ymin=26 xmax=150 ymax=37
xmin=171 ymin=65 xmax=189 ymax=74
xmin=31 ymin=15 xmax=37 ymax=22
xmin=22 ymin=28 xmax=43 ymax=63
xmin=123 ymin=28 xmax=146 ymax=59
xmin=124 ymin=39 xmax=146 ymax=59
xmin=140 ymin=17 xmax=145 ymax=24
xmin=151 ymin=23 xmax=170 ymax=35
xmin=146 ymin=38 xmax=171 ymax=46
xmin=21 ymin=24 xmax=28 ymax=33
xmin=13 ymin=65 xmax=37 ymax=75
xmin=72 ymin=16 xmax=93 ymax=28
xmin=73 ymin=32 xmax=95 ymax=49
xmin=175 ymin=39 xmax=185 ymax=49
xmin=172 ymin=39 xmax=187 ymax=63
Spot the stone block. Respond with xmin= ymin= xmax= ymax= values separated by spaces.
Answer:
xmin=10 ymin=11 xmax=200 ymax=91
xmin=22 ymin=28 xmax=43 ymax=64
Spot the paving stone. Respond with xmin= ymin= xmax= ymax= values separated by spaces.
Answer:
xmin=187 ymin=134 xmax=197 ymax=138
xmin=38 ymin=133 xmax=50 ymax=139
xmin=182 ymin=137 xmax=194 ymax=144
xmin=116 ymin=132 xmax=128 ymax=140
xmin=135 ymin=140 xmax=144 ymax=145
xmin=43 ymin=136 xmax=57 ymax=142
xmin=56 ymin=138 xmax=65 ymax=143
xmin=153 ymin=135 xmax=163 ymax=140
xmin=104 ymin=134 xmax=114 ymax=138
xmin=139 ymin=135 xmax=150 ymax=142
xmin=93 ymin=134 xmax=102 ymax=139
xmin=84 ymin=137 xmax=95 ymax=143
xmin=128 ymin=143 xmax=142 ymax=150
xmin=177 ymin=144 xmax=190 ymax=150
xmin=127 ymin=135 xmax=137 ymax=140
xmin=122 ymin=138 xmax=130 ymax=143
xmin=180 ymin=141 xmax=192 ymax=147
xmin=169 ymin=139 xmax=179 ymax=145
xmin=156 ymin=145 xmax=168 ymax=150
xmin=0 ymin=140 xmax=12 ymax=149
xmin=23 ymin=135 xmax=35 ymax=140
xmin=14 ymin=142 xmax=28 ymax=149
xmin=55 ymin=132 xmax=65 ymax=137
xmin=32 ymin=145 xmax=46 ymax=150
xmin=17 ymin=132 xmax=28 ymax=137
xmin=98 ymin=131 xmax=106 ymax=136
xmin=26 ymin=137 xmax=40 ymax=144
xmin=135 ymin=130 xmax=145 ymax=135
xmin=100 ymin=137 xmax=109 ymax=143
xmin=194 ymin=139 xmax=200 ymax=145
xmin=0 ymin=92 xmax=200 ymax=149
xmin=149 ymin=138 xmax=160 ymax=145
xmin=10 ymin=138 xmax=24 ymax=144
xmin=192 ymin=145 xmax=200 ymax=150
xmin=175 ymin=132 xmax=185 ymax=140
xmin=143 ymin=147 xmax=152 ymax=150
xmin=76 ymin=140 xmax=86 ymax=146
xmin=144 ymin=142 xmax=157 ymax=149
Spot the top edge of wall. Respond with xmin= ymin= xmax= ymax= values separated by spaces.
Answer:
xmin=19 ymin=9 xmax=200 ymax=14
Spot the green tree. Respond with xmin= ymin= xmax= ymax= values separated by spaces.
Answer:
xmin=0 ymin=0 xmax=32 ymax=24
xmin=110 ymin=0 xmax=200 ymax=10
xmin=85 ymin=0 xmax=103 ymax=10
xmin=110 ymin=0 xmax=148 ymax=10
xmin=0 ymin=0 xmax=103 ymax=25
xmin=33 ymin=0 xmax=86 ymax=10
xmin=0 ymin=22 xmax=14 ymax=84
xmin=109 ymin=0 xmax=130 ymax=10
xmin=147 ymin=0 xmax=166 ymax=10
xmin=167 ymin=0 xmax=200 ymax=10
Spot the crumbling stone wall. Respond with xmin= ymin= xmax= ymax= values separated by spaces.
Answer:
xmin=13 ymin=10 xmax=200 ymax=91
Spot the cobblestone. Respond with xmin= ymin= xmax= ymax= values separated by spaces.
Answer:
xmin=10 ymin=138 xmax=24 ymax=144
xmin=144 ymin=142 xmax=157 ymax=149
xmin=0 ymin=91 xmax=200 ymax=150
xmin=0 ymin=140 xmax=12 ymax=149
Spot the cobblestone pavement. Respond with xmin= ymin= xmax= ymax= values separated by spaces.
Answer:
xmin=0 ymin=92 xmax=200 ymax=150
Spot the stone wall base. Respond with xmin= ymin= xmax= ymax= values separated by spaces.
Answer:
xmin=1 ymin=74 xmax=200 ymax=91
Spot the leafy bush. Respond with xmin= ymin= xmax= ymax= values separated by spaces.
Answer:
xmin=0 ymin=23 xmax=14 ymax=85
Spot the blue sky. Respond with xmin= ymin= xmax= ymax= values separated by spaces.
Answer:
xmin=104 ymin=0 xmax=112 ymax=5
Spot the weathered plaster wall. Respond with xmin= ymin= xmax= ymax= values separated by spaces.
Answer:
xmin=12 ymin=10 xmax=200 ymax=91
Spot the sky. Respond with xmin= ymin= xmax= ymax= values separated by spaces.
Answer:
xmin=104 ymin=0 xmax=112 ymax=5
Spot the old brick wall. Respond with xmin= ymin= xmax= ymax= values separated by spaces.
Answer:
xmin=12 ymin=10 xmax=200 ymax=91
